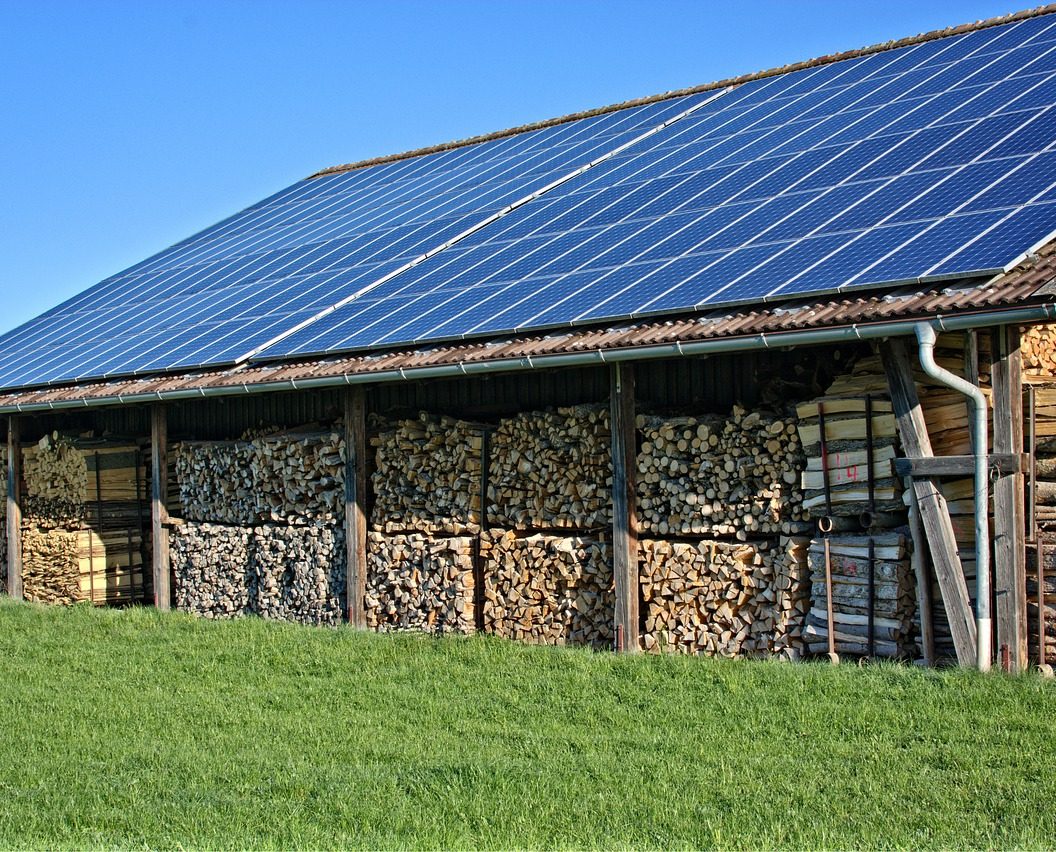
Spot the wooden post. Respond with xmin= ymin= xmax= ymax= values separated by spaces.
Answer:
xmin=992 ymin=325 xmax=1027 ymax=672
xmin=881 ymin=338 xmax=976 ymax=666
xmin=610 ymin=363 xmax=639 ymax=652
xmin=344 ymin=387 xmax=368 ymax=628
xmin=906 ymin=479 xmax=935 ymax=666
xmin=151 ymin=404 xmax=170 ymax=611
xmin=964 ymin=330 xmax=979 ymax=453
xmin=6 ymin=417 xmax=22 ymax=601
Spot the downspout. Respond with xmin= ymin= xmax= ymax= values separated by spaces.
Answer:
xmin=914 ymin=322 xmax=991 ymax=672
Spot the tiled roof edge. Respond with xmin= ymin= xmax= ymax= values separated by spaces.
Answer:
xmin=309 ymin=4 xmax=1056 ymax=180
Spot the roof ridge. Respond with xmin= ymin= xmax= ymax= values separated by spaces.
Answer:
xmin=309 ymin=3 xmax=1056 ymax=180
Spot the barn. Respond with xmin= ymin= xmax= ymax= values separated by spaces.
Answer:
xmin=4 ymin=6 xmax=1056 ymax=673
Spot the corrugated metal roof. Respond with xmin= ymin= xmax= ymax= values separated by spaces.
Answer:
xmin=3 ymin=248 xmax=1053 ymax=411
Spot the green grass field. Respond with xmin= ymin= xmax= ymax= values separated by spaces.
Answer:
xmin=0 ymin=600 xmax=1054 ymax=849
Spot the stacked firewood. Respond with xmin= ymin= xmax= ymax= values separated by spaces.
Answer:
xmin=254 ymin=430 xmax=345 ymax=523
xmin=171 ymin=523 xmax=253 ymax=618
xmin=175 ymin=441 xmax=257 ymax=525
xmin=22 ymin=528 xmax=81 ymax=605
xmin=23 ymin=434 xmax=88 ymax=527
xmin=639 ymin=537 xmax=810 ymax=657
xmin=802 ymin=534 xmax=917 ymax=658
xmin=371 ymin=414 xmax=482 ymax=534
xmin=796 ymin=397 xmax=903 ymax=517
xmin=365 ymin=532 xmax=476 ymax=633
xmin=487 ymin=406 xmax=611 ymax=531
xmin=480 ymin=529 xmax=614 ymax=648
xmin=1022 ymin=323 xmax=1056 ymax=378
xmin=637 ymin=406 xmax=808 ymax=538
xmin=170 ymin=522 xmax=345 ymax=625
xmin=253 ymin=524 xmax=345 ymax=626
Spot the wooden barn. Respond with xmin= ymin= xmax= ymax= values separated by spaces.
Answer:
xmin=4 ymin=7 xmax=1056 ymax=673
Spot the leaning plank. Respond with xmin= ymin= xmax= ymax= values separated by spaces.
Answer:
xmin=610 ymin=363 xmax=639 ymax=652
xmin=880 ymin=338 xmax=975 ymax=666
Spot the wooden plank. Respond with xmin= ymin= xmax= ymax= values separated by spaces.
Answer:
xmin=344 ymin=387 xmax=368 ymax=629
xmin=6 ymin=417 xmax=22 ymax=601
xmin=150 ymin=405 xmax=170 ymax=611
xmin=893 ymin=454 xmax=1025 ymax=477
xmin=906 ymin=480 xmax=935 ymax=666
xmin=610 ymin=363 xmax=639 ymax=653
xmin=880 ymin=338 xmax=976 ymax=666
xmin=992 ymin=325 xmax=1027 ymax=672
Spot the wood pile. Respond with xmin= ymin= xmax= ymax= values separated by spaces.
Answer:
xmin=637 ymin=407 xmax=808 ymax=538
xmin=254 ymin=430 xmax=345 ymax=523
xmin=487 ymin=406 xmax=611 ymax=531
xmin=480 ymin=529 xmax=614 ymax=647
xmin=170 ymin=522 xmax=345 ymax=625
xmin=365 ymin=532 xmax=476 ymax=633
xmin=802 ymin=534 xmax=916 ymax=658
xmin=23 ymin=434 xmax=88 ymax=527
xmin=639 ymin=537 xmax=810 ymax=657
xmin=171 ymin=523 xmax=253 ymax=618
xmin=22 ymin=528 xmax=81 ymax=605
xmin=175 ymin=441 xmax=257 ymax=525
xmin=795 ymin=397 xmax=902 ymax=517
xmin=371 ymin=414 xmax=482 ymax=534
xmin=1022 ymin=323 xmax=1056 ymax=379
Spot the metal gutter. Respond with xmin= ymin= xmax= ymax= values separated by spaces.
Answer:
xmin=3 ymin=303 xmax=1053 ymax=415
xmin=915 ymin=322 xmax=992 ymax=672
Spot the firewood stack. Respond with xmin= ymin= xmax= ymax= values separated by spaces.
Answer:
xmin=22 ymin=528 xmax=81 ymax=605
xmin=480 ymin=529 xmax=614 ymax=648
xmin=639 ymin=537 xmax=810 ymax=657
xmin=637 ymin=406 xmax=808 ymax=538
xmin=371 ymin=414 xmax=483 ymax=534
xmin=170 ymin=522 xmax=345 ymax=625
xmin=796 ymin=398 xmax=903 ymax=518
xmin=253 ymin=430 xmax=345 ymax=523
xmin=487 ymin=405 xmax=611 ymax=531
xmin=175 ymin=441 xmax=258 ymax=525
xmin=1022 ymin=323 xmax=1056 ymax=379
xmin=802 ymin=534 xmax=917 ymax=658
xmin=365 ymin=532 xmax=476 ymax=633
xmin=23 ymin=434 xmax=88 ymax=527
xmin=171 ymin=523 xmax=253 ymax=618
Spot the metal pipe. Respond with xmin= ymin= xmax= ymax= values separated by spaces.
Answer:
xmin=2 ymin=304 xmax=1054 ymax=415
xmin=915 ymin=322 xmax=991 ymax=672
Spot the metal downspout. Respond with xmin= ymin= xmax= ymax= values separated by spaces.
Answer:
xmin=915 ymin=322 xmax=991 ymax=672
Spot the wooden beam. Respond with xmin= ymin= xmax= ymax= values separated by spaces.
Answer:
xmin=893 ymin=454 xmax=1026 ymax=477
xmin=880 ymin=338 xmax=976 ymax=666
xmin=344 ymin=387 xmax=368 ymax=629
xmin=151 ymin=405 xmax=170 ymax=611
xmin=610 ymin=363 xmax=639 ymax=653
xmin=992 ymin=325 xmax=1027 ymax=672
xmin=6 ymin=417 xmax=22 ymax=601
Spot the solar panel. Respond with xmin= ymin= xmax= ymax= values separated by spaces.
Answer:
xmin=0 ymin=93 xmax=712 ymax=388
xmin=3 ymin=13 xmax=1056 ymax=390
xmin=265 ymin=13 xmax=1056 ymax=359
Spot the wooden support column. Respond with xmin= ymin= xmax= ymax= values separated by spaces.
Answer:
xmin=6 ymin=417 xmax=22 ymax=601
xmin=344 ymin=387 xmax=368 ymax=628
xmin=881 ymin=338 xmax=976 ymax=666
xmin=151 ymin=404 xmax=170 ymax=611
xmin=992 ymin=325 xmax=1027 ymax=672
xmin=610 ymin=363 xmax=639 ymax=652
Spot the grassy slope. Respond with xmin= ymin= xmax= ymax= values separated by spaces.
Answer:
xmin=0 ymin=600 xmax=1053 ymax=850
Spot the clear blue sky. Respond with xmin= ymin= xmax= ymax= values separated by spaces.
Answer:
xmin=1 ymin=0 xmax=1023 ymax=331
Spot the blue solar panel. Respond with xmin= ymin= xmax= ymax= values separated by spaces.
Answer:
xmin=4 ymin=13 xmax=1056 ymax=390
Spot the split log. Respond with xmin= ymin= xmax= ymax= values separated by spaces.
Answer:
xmin=1021 ymin=323 xmax=1056 ymax=381
xmin=480 ymin=529 xmax=614 ymax=647
xmin=639 ymin=537 xmax=810 ymax=658
xmin=365 ymin=532 xmax=476 ymax=633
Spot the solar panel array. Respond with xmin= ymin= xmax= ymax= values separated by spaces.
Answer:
xmin=3 ymin=12 xmax=1056 ymax=389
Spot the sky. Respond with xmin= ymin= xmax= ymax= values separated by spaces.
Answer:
xmin=0 ymin=0 xmax=1027 ymax=332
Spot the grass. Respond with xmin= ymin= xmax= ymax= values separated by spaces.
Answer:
xmin=0 ymin=600 xmax=1054 ymax=849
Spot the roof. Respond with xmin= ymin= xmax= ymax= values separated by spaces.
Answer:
xmin=3 ymin=6 xmax=1056 ymax=399
xmin=1 ymin=244 xmax=1053 ymax=413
